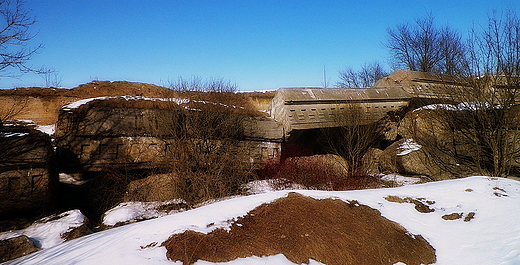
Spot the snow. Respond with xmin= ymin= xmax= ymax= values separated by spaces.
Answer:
xmin=397 ymin=138 xmax=422 ymax=155
xmin=381 ymin=174 xmax=422 ymax=185
xmin=0 ymin=210 xmax=86 ymax=249
xmin=62 ymin=96 xmax=191 ymax=111
xmin=416 ymin=102 xmax=501 ymax=112
xmin=0 ymin=132 xmax=29 ymax=137
xmin=60 ymin=96 xmax=255 ymax=113
xmin=58 ymin=173 xmax=87 ymax=185
xmin=244 ymin=179 xmax=307 ymax=194
xmin=102 ymin=200 xmax=186 ymax=226
xmin=35 ymin=124 xmax=55 ymax=135
xmin=5 ymin=176 xmax=520 ymax=265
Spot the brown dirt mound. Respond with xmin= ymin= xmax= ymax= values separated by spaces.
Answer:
xmin=70 ymin=81 xmax=173 ymax=98
xmin=161 ymin=192 xmax=436 ymax=265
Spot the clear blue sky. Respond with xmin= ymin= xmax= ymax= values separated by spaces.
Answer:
xmin=6 ymin=0 xmax=520 ymax=90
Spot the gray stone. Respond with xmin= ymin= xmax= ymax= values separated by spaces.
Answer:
xmin=0 ymin=235 xmax=39 ymax=263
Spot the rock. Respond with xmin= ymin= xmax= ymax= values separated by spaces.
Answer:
xmin=61 ymin=221 xmax=92 ymax=242
xmin=362 ymin=148 xmax=384 ymax=175
xmin=124 ymin=173 xmax=183 ymax=202
xmin=0 ymin=235 xmax=40 ymax=263
xmin=379 ymin=138 xmax=432 ymax=176
xmin=379 ymin=138 xmax=458 ymax=180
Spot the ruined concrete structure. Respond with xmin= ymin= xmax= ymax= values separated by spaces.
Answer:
xmin=0 ymin=70 xmax=479 ymax=216
xmin=0 ymin=123 xmax=54 ymax=216
xmin=269 ymin=87 xmax=411 ymax=137
xmin=374 ymin=70 xmax=472 ymax=98
xmin=55 ymin=97 xmax=283 ymax=176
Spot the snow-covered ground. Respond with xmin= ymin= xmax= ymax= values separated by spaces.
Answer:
xmin=5 ymin=176 xmax=520 ymax=265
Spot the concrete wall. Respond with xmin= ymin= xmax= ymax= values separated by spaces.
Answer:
xmin=56 ymin=101 xmax=283 ymax=175
xmin=269 ymin=87 xmax=410 ymax=136
xmin=0 ymin=129 xmax=54 ymax=216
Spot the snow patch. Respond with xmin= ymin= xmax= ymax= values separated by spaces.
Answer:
xmin=0 ymin=210 xmax=86 ymax=249
xmin=245 ymin=179 xmax=307 ymax=194
xmin=62 ymin=96 xmax=191 ymax=111
xmin=103 ymin=200 xmax=187 ymax=226
xmin=35 ymin=124 xmax=55 ymax=135
xmin=381 ymin=174 xmax=421 ymax=186
xmin=59 ymin=173 xmax=87 ymax=185
xmin=397 ymin=139 xmax=422 ymax=156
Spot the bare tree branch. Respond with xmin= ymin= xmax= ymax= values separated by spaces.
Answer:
xmin=0 ymin=0 xmax=47 ymax=77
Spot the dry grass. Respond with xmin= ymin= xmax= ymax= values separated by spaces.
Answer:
xmin=258 ymin=155 xmax=382 ymax=191
xmin=162 ymin=192 xmax=436 ymax=265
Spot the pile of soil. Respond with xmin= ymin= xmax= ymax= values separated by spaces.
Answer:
xmin=70 ymin=81 xmax=173 ymax=98
xmin=162 ymin=192 xmax=436 ymax=265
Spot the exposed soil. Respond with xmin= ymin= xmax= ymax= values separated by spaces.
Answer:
xmin=442 ymin=212 xmax=476 ymax=222
xmin=385 ymin=195 xmax=435 ymax=213
xmin=162 ymin=192 xmax=436 ymax=265
xmin=442 ymin=213 xmax=463 ymax=220
xmin=0 ymin=81 xmax=273 ymax=125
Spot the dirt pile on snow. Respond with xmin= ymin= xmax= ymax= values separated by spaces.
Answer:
xmin=162 ymin=192 xmax=436 ymax=265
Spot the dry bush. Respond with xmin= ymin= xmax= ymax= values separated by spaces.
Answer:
xmin=162 ymin=192 xmax=436 ymax=265
xmin=158 ymin=106 xmax=256 ymax=206
xmin=319 ymin=104 xmax=385 ymax=178
xmin=260 ymin=155 xmax=381 ymax=191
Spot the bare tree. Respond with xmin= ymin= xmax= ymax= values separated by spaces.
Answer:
xmin=168 ymin=76 xmax=238 ymax=92
xmin=386 ymin=14 xmax=467 ymax=74
xmin=41 ymin=70 xmax=62 ymax=88
xmin=0 ymin=95 xmax=27 ymax=125
xmin=412 ymin=10 xmax=520 ymax=178
xmin=0 ymin=0 xmax=46 ymax=76
xmin=336 ymin=62 xmax=389 ymax=88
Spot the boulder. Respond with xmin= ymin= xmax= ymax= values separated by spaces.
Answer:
xmin=397 ymin=107 xmax=453 ymax=141
xmin=61 ymin=221 xmax=92 ymax=242
xmin=0 ymin=235 xmax=39 ymax=263
xmin=124 ymin=173 xmax=182 ymax=202
xmin=379 ymin=138 xmax=432 ymax=176
xmin=379 ymin=138 xmax=459 ymax=180
xmin=362 ymin=147 xmax=384 ymax=175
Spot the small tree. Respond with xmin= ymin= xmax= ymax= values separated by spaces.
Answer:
xmin=155 ymin=98 xmax=255 ymax=205
xmin=336 ymin=62 xmax=389 ymax=88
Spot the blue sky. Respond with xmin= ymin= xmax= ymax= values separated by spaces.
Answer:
xmin=6 ymin=0 xmax=520 ymax=90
